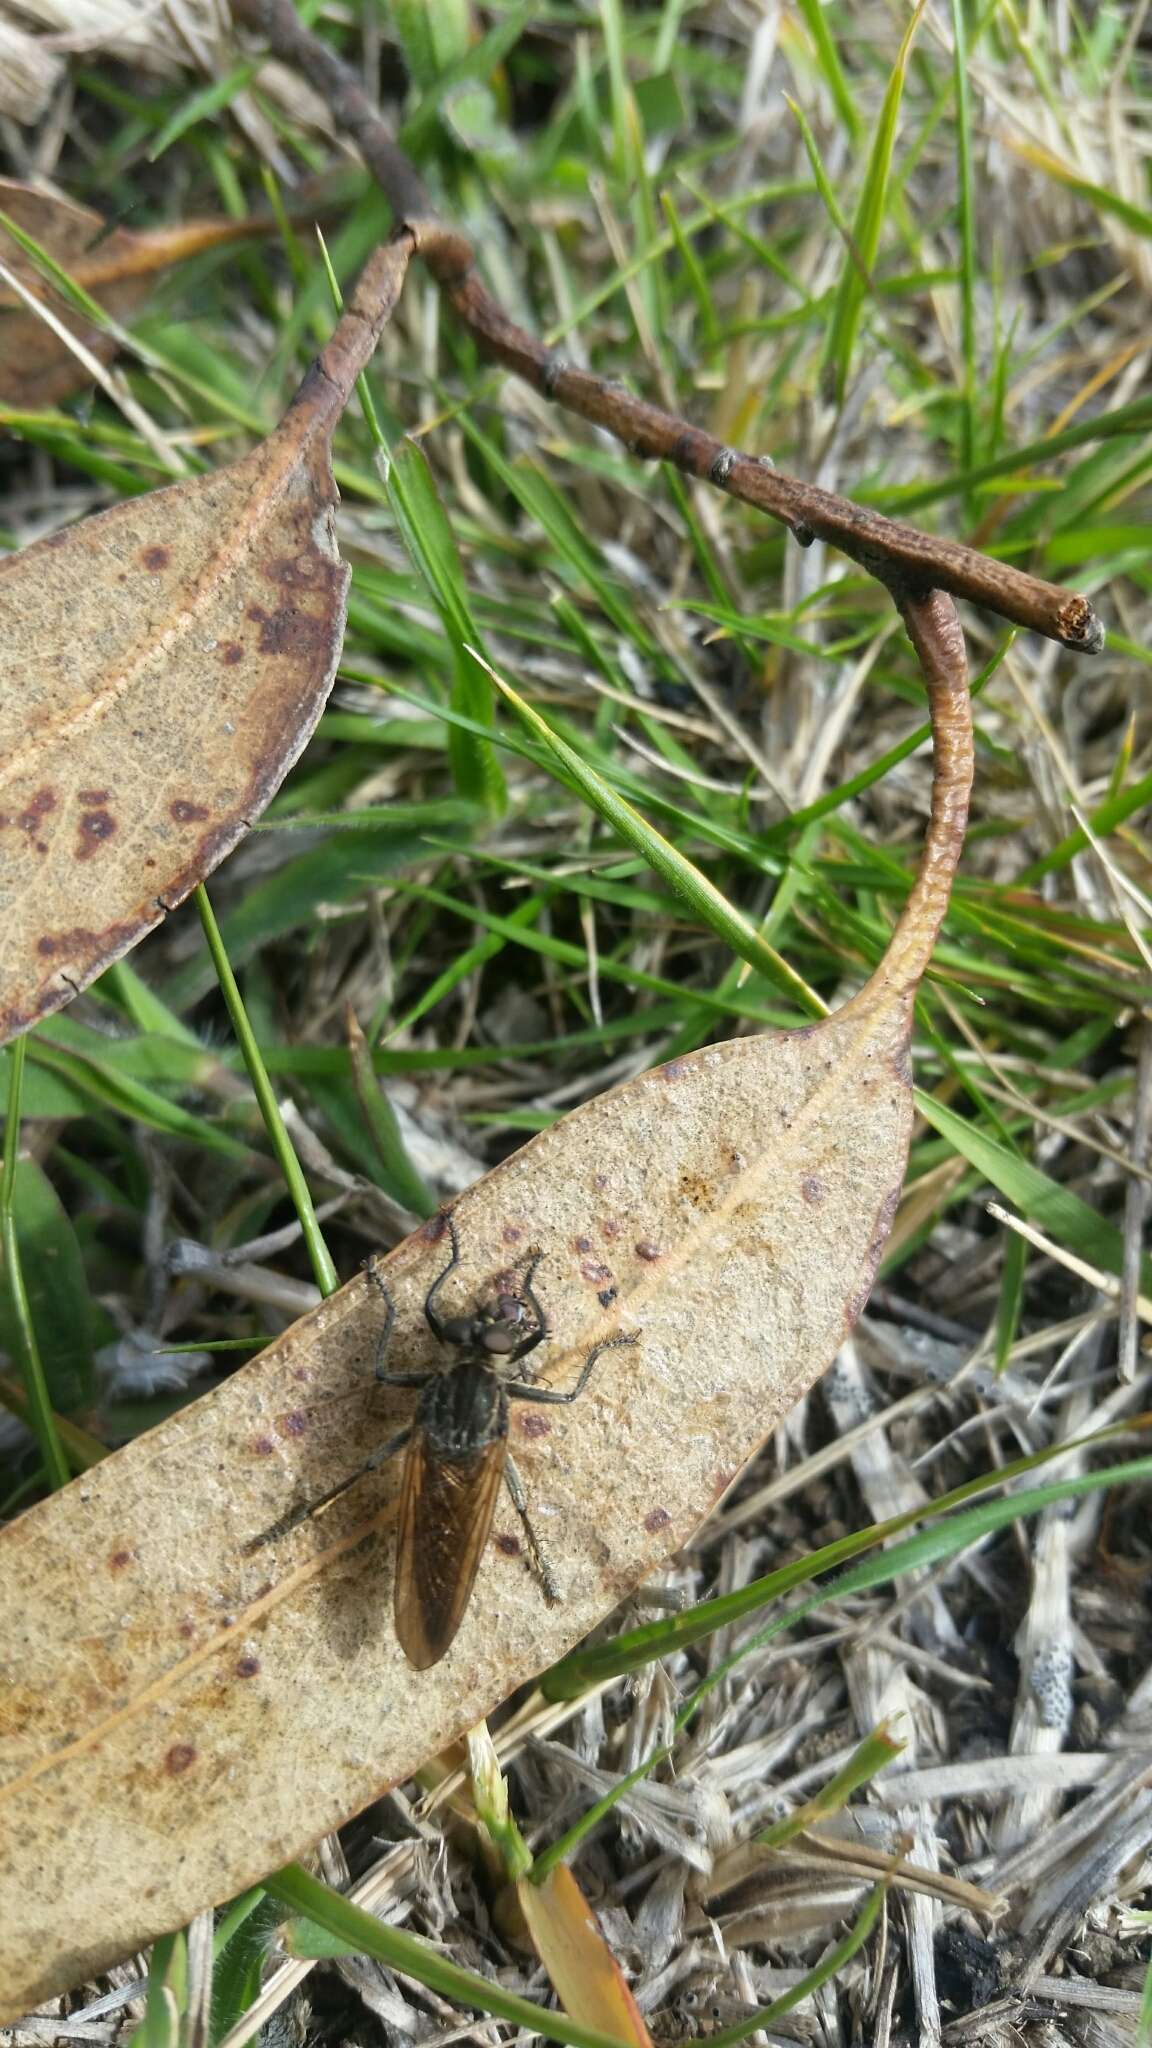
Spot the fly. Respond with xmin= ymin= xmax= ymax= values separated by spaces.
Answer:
xmin=250 ymin=1215 xmax=637 ymax=1670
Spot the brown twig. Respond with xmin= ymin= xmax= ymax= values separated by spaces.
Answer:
xmin=862 ymin=587 xmax=973 ymax=1004
xmin=231 ymin=0 xmax=1103 ymax=657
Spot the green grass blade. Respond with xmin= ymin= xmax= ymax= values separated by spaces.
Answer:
xmin=0 ymin=1037 xmax=71 ymax=1490
xmin=196 ymin=887 xmax=338 ymax=1298
xmin=382 ymin=436 xmax=507 ymax=814
xmin=822 ymin=0 xmax=927 ymax=404
xmin=264 ymin=1863 xmax=633 ymax=2048
xmin=915 ymin=1088 xmax=1152 ymax=1290
xmin=480 ymin=655 xmax=826 ymax=1016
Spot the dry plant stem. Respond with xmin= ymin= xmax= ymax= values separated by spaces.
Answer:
xmin=231 ymin=0 xmax=1104 ymax=658
xmin=288 ymin=231 xmax=414 ymax=430
xmin=864 ymin=588 xmax=973 ymax=1001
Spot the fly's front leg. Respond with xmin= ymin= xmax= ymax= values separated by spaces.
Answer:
xmin=364 ymin=1254 xmax=397 ymax=1378
xmin=423 ymin=1211 xmax=461 ymax=1341
xmin=502 ymin=1454 xmax=561 ymax=1604
xmin=365 ymin=1255 xmax=434 ymax=1387
xmin=511 ymin=1330 xmax=640 ymax=1405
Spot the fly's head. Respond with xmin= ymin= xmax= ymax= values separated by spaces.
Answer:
xmin=437 ymin=1290 xmax=538 ymax=1362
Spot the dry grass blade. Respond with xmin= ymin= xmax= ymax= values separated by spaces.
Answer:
xmin=0 ymin=232 xmax=412 ymax=1047
xmin=0 ymin=593 xmax=971 ymax=2017
xmin=517 ymin=1865 xmax=654 ymax=2048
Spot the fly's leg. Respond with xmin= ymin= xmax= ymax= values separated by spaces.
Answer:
xmin=423 ymin=1211 xmax=461 ymax=1341
xmin=517 ymin=1245 xmax=546 ymax=1330
xmin=509 ymin=1330 xmax=639 ymax=1405
xmin=364 ymin=1254 xmax=400 ymax=1379
xmin=500 ymin=1331 xmax=641 ymax=1605
xmin=364 ymin=1253 xmax=436 ymax=1387
xmin=243 ymin=1425 xmax=413 ymax=1554
xmin=502 ymin=1453 xmax=561 ymax=1604
xmin=506 ymin=1245 xmax=548 ymax=1369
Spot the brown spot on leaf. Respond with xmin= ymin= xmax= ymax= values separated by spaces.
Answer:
xmin=178 ymin=1621 xmax=196 ymax=1640
xmin=220 ymin=643 xmax=244 ymax=666
xmin=519 ymin=1413 xmax=550 ymax=1439
xmin=78 ymin=789 xmax=109 ymax=805
xmin=235 ymin=1656 xmax=261 ymax=1679
xmin=580 ymin=1258 xmax=612 ymax=1286
xmin=598 ymin=1286 xmax=617 ymax=1307
xmin=164 ymin=1743 xmax=197 ymax=1775
xmin=644 ymin=1506 xmax=671 ymax=1534
xmin=251 ymin=1435 xmax=276 ymax=1458
xmin=575 ymin=1235 xmax=593 ymax=1254
xmin=801 ymin=1175 xmax=825 ymax=1205
xmin=170 ymin=800 xmax=209 ymax=825
xmin=37 ymin=925 xmax=99 ymax=959
xmin=890 ymin=1041 xmax=913 ymax=1085
xmin=635 ymin=1241 xmax=662 ymax=1262
xmin=494 ymin=1532 xmax=521 ymax=1558
xmin=140 ymin=545 xmax=169 ymax=572
xmin=502 ymin=1223 xmax=523 ymax=1246
xmin=108 ymin=1548 xmax=134 ymax=1571
xmin=265 ymin=552 xmax=338 ymax=592
xmin=18 ymin=788 xmax=56 ymax=833
xmin=247 ymin=602 xmax=327 ymax=658
xmin=278 ymin=1410 xmax=308 ymax=1438
xmin=662 ymin=1059 xmax=688 ymax=1080
xmin=76 ymin=810 xmax=116 ymax=859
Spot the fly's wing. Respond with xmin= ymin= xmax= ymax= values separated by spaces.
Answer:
xmin=394 ymin=1428 xmax=507 ymax=1669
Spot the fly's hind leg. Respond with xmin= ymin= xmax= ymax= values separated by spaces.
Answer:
xmin=502 ymin=1454 xmax=561 ymax=1605
xmin=244 ymin=1424 xmax=413 ymax=1554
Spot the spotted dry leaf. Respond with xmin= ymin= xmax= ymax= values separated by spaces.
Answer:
xmin=0 ymin=236 xmax=411 ymax=1045
xmin=0 ymin=594 xmax=973 ymax=2014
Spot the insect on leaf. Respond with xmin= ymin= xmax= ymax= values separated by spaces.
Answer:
xmin=0 ymin=235 xmax=412 ymax=1048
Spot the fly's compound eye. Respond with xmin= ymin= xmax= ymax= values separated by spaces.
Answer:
xmin=481 ymin=1322 xmax=521 ymax=1356
xmin=495 ymin=1292 xmax=526 ymax=1322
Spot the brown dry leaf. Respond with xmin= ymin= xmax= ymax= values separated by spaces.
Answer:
xmin=0 ymin=234 xmax=412 ymax=1047
xmin=0 ymin=178 xmax=304 ymax=406
xmin=517 ymin=1865 xmax=654 ymax=2048
xmin=0 ymin=599 xmax=973 ymax=2017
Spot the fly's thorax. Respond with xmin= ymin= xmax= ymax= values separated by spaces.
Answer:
xmin=417 ymin=1356 xmax=509 ymax=1458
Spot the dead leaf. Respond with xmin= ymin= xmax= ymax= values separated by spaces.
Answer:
xmin=0 ymin=234 xmax=412 ymax=1048
xmin=517 ymin=1864 xmax=654 ymax=2048
xmin=0 ymin=179 xmax=310 ymax=407
xmin=0 ymin=581 xmax=974 ymax=2008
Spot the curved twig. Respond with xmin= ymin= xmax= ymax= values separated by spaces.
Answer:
xmin=232 ymin=0 xmax=1103 ymax=657
xmin=853 ymin=587 xmax=973 ymax=1011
